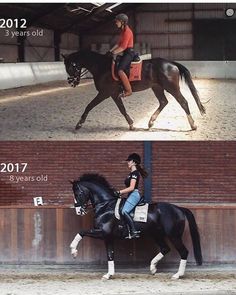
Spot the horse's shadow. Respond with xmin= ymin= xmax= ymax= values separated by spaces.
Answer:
xmin=69 ymin=125 xmax=193 ymax=135
xmin=35 ymin=125 xmax=193 ymax=138
xmin=72 ymin=125 xmax=128 ymax=134
xmin=133 ymin=127 xmax=193 ymax=133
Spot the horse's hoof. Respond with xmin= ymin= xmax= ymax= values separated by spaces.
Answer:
xmin=172 ymin=273 xmax=183 ymax=280
xmin=102 ymin=274 xmax=112 ymax=281
xmin=150 ymin=265 xmax=157 ymax=275
xmin=129 ymin=124 xmax=135 ymax=131
xmin=71 ymin=249 xmax=78 ymax=258
xmin=148 ymin=121 xmax=154 ymax=129
xmin=191 ymin=125 xmax=197 ymax=131
xmin=75 ymin=123 xmax=82 ymax=130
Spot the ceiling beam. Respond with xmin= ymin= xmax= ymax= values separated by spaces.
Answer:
xmin=60 ymin=3 xmax=118 ymax=34
xmin=79 ymin=3 xmax=143 ymax=35
xmin=26 ymin=4 xmax=64 ymax=28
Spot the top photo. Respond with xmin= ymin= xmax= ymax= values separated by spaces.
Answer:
xmin=0 ymin=2 xmax=236 ymax=141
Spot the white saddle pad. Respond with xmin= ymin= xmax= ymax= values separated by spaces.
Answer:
xmin=115 ymin=198 xmax=148 ymax=223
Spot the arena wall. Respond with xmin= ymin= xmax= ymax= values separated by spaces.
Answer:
xmin=1 ymin=61 xmax=236 ymax=90
xmin=0 ymin=205 xmax=235 ymax=265
xmin=0 ymin=62 xmax=67 ymax=89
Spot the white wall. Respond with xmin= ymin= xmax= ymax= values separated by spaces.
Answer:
xmin=0 ymin=62 xmax=67 ymax=90
xmin=0 ymin=61 xmax=236 ymax=90
xmin=180 ymin=61 xmax=236 ymax=79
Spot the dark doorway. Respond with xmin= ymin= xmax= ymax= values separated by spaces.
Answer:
xmin=193 ymin=19 xmax=236 ymax=60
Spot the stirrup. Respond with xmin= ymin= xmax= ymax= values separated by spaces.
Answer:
xmin=118 ymin=91 xmax=132 ymax=99
xmin=118 ymin=90 xmax=125 ymax=99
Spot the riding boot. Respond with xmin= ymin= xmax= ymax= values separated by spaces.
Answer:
xmin=118 ymin=71 xmax=132 ymax=97
xmin=123 ymin=212 xmax=140 ymax=239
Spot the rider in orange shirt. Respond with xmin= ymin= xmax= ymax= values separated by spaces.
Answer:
xmin=109 ymin=14 xmax=135 ymax=98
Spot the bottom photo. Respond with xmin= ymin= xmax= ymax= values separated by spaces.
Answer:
xmin=0 ymin=141 xmax=235 ymax=294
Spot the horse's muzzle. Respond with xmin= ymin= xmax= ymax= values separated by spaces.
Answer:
xmin=75 ymin=205 xmax=86 ymax=216
xmin=67 ymin=76 xmax=80 ymax=88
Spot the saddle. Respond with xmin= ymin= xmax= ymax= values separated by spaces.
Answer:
xmin=115 ymin=197 xmax=149 ymax=223
xmin=112 ymin=54 xmax=143 ymax=82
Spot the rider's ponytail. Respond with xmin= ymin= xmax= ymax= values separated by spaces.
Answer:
xmin=136 ymin=164 xmax=148 ymax=179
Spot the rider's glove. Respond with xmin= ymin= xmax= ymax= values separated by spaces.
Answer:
xmin=114 ymin=191 xmax=121 ymax=198
xmin=105 ymin=51 xmax=113 ymax=58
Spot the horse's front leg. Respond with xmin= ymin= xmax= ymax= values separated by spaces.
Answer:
xmin=75 ymin=92 xmax=109 ymax=130
xmin=70 ymin=229 xmax=103 ymax=258
xmin=102 ymin=239 xmax=115 ymax=280
xmin=112 ymin=95 xmax=134 ymax=130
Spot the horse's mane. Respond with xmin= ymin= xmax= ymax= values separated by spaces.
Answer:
xmin=68 ymin=49 xmax=110 ymax=64
xmin=78 ymin=173 xmax=115 ymax=195
xmin=69 ymin=49 xmax=104 ymax=59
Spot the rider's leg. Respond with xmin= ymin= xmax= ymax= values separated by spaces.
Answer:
xmin=121 ymin=190 xmax=141 ymax=239
xmin=118 ymin=70 xmax=132 ymax=97
xmin=122 ymin=211 xmax=140 ymax=239
xmin=117 ymin=51 xmax=133 ymax=97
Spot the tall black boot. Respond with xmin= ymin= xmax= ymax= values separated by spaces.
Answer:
xmin=123 ymin=212 xmax=140 ymax=239
xmin=118 ymin=70 xmax=132 ymax=97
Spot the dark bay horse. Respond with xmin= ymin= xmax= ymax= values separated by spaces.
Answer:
xmin=63 ymin=50 xmax=205 ymax=131
xmin=70 ymin=174 xmax=202 ymax=280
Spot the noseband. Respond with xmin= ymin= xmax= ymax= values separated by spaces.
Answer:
xmin=67 ymin=62 xmax=89 ymax=88
xmin=74 ymin=184 xmax=92 ymax=215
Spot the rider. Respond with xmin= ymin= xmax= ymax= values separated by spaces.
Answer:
xmin=116 ymin=153 xmax=148 ymax=239
xmin=109 ymin=13 xmax=135 ymax=98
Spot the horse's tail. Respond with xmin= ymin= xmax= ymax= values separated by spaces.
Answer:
xmin=173 ymin=62 xmax=206 ymax=115
xmin=179 ymin=206 xmax=203 ymax=265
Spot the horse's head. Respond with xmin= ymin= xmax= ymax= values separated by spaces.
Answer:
xmin=62 ymin=53 xmax=84 ymax=88
xmin=71 ymin=180 xmax=90 ymax=216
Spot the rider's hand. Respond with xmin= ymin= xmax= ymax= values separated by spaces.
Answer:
xmin=105 ymin=51 xmax=113 ymax=58
xmin=114 ymin=191 xmax=121 ymax=198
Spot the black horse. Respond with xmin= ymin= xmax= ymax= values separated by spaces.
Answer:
xmin=63 ymin=50 xmax=205 ymax=131
xmin=70 ymin=173 xmax=202 ymax=280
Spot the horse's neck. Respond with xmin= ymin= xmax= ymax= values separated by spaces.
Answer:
xmin=85 ymin=182 xmax=114 ymax=205
xmin=81 ymin=52 xmax=108 ymax=76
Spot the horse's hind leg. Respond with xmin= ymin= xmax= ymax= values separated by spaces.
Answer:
xmin=148 ymin=86 xmax=168 ymax=129
xmin=168 ymin=236 xmax=189 ymax=279
xmin=75 ymin=92 xmax=109 ymax=130
xmin=150 ymin=234 xmax=170 ymax=275
xmin=112 ymin=95 xmax=134 ymax=130
xmin=169 ymin=88 xmax=197 ymax=130
xmin=102 ymin=239 xmax=115 ymax=280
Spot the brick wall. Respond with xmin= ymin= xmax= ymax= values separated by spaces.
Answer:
xmin=0 ymin=141 xmax=236 ymax=206
xmin=0 ymin=141 xmax=143 ymax=206
xmin=152 ymin=141 xmax=236 ymax=203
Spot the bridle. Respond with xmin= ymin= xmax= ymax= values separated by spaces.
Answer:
xmin=73 ymin=183 xmax=93 ymax=215
xmin=67 ymin=62 xmax=89 ymax=88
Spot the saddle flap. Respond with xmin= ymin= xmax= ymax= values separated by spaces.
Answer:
xmin=112 ymin=58 xmax=142 ymax=82
xmin=133 ymin=203 xmax=149 ymax=223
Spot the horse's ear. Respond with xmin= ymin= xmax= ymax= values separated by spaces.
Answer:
xmin=69 ymin=180 xmax=74 ymax=184
xmin=61 ymin=53 xmax=68 ymax=59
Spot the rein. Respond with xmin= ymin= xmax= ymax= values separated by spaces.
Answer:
xmin=80 ymin=69 xmax=89 ymax=78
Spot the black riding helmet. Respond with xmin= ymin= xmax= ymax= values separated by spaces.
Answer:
xmin=126 ymin=153 xmax=141 ymax=165
xmin=115 ymin=13 xmax=129 ymax=25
